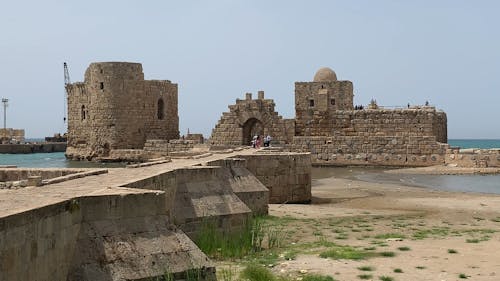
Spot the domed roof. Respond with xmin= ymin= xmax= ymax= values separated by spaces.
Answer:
xmin=313 ymin=67 xmax=337 ymax=82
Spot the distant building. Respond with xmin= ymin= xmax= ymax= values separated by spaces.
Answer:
xmin=0 ymin=128 xmax=25 ymax=144
xmin=65 ymin=62 xmax=179 ymax=160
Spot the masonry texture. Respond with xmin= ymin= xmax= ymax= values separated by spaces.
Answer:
xmin=210 ymin=67 xmax=448 ymax=166
xmin=1 ymin=149 xmax=295 ymax=280
xmin=210 ymin=91 xmax=295 ymax=147
xmin=65 ymin=62 xmax=179 ymax=160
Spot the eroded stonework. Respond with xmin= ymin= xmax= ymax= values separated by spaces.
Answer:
xmin=210 ymin=91 xmax=295 ymax=147
xmin=66 ymin=62 xmax=179 ymax=160
xmin=210 ymin=67 xmax=449 ymax=166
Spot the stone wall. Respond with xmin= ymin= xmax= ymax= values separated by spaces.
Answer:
xmin=0 ymin=191 xmax=215 ymax=281
xmin=210 ymin=92 xmax=295 ymax=147
xmin=207 ymin=158 xmax=269 ymax=215
xmin=0 ymin=128 xmax=25 ymax=143
xmin=237 ymin=152 xmax=312 ymax=204
xmin=143 ymin=139 xmax=196 ymax=156
xmin=446 ymin=148 xmax=500 ymax=168
xmin=295 ymin=80 xmax=353 ymax=136
xmin=66 ymin=62 xmax=179 ymax=160
xmin=0 ymin=142 xmax=66 ymax=154
xmin=289 ymin=136 xmax=448 ymax=166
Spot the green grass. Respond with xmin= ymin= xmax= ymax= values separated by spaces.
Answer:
xmin=379 ymin=276 xmax=394 ymax=281
xmin=393 ymin=268 xmax=403 ymax=273
xmin=491 ymin=217 xmax=500 ymax=222
xmin=412 ymin=227 xmax=450 ymax=239
xmin=459 ymin=273 xmax=469 ymax=279
xmin=240 ymin=264 xmax=276 ymax=281
xmin=302 ymin=274 xmax=337 ymax=281
xmin=379 ymin=251 xmax=396 ymax=257
xmin=320 ymin=245 xmax=374 ymax=260
xmin=374 ymin=233 xmax=406 ymax=239
xmin=397 ymin=246 xmax=411 ymax=251
xmin=448 ymin=249 xmax=458 ymax=254
xmin=364 ymin=246 xmax=376 ymax=251
xmin=195 ymin=216 xmax=289 ymax=260
xmin=357 ymin=266 xmax=374 ymax=271
xmin=218 ymin=266 xmax=236 ymax=281
xmin=357 ymin=274 xmax=373 ymax=280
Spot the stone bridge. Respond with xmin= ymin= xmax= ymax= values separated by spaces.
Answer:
xmin=210 ymin=92 xmax=295 ymax=147
xmin=0 ymin=149 xmax=311 ymax=281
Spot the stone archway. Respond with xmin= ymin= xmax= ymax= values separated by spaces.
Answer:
xmin=210 ymin=93 xmax=294 ymax=147
xmin=242 ymin=118 xmax=264 ymax=146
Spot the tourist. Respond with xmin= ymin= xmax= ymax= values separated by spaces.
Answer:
xmin=264 ymin=135 xmax=272 ymax=147
xmin=256 ymin=135 xmax=261 ymax=148
xmin=252 ymin=135 xmax=257 ymax=148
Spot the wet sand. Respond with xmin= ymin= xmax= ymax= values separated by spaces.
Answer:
xmin=268 ymin=169 xmax=500 ymax=281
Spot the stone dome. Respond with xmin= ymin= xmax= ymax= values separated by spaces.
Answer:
xmin=313 ymin=67 xmax=337 ymax=82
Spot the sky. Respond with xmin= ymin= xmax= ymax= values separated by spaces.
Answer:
xmin=0 ymin=0 xmax=499 ymax=139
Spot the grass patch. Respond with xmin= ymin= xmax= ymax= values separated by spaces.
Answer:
xmin=491 ymin=217 xmax=500 ymax=222
xmin=393 ymin=268 xmax=403 ymax=273
xmin=466 ymin=238 xmax=480 ymax=243
xmin=357 ymin=274 xmax=373 ymax=280
xmin=448 ymin=249 xmax=458 ymax=254
xmin=374 ymin=233 xmax=406 ymax=239
xmin=379 ymin=251 xmax=396 ymax=257
xmin=302 ymin=274 xmax=337 ymax=281
xmin=241 ymin=264 xmax=276 ymax=281
xmin=357 ymin=266 xmax=374 ymax=271
xmin=379 ymin=276 xmax=394 ymax=281
xmin=320 ymin=245 xmax=375 ymax=260
xmin=415 ymin=266 xmax=426 ymax=270
xmin=412 ymin=227 xmax=450 ymax=239
xmin=397 ymin=246 xmax=411 ymax=251
xmin=364 ymin=246 xmax=376 ymax=251
xmin=459 ymin=273 xmax=469 ymax=279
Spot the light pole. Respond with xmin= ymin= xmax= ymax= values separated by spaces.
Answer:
xmin=1 ymin=98 xmax=8 ymax=130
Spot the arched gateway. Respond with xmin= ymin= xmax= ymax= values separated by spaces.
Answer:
xmin=210 ymin=92 xmax=294 ymax=147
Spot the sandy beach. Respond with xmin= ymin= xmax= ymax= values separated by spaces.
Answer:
xmin=260 ymin=170 xmax=500 ymax=281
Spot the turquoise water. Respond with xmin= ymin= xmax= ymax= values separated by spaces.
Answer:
xmin=448 ymin=139 xmax=500 ymax=149
xmin=0 ymin=152 xmax=124 ymax=168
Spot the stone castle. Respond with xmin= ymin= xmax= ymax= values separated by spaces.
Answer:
xmin=65 ymin=62 xmax=179 ymax=160
xmin=211 ymin=67 xmax=449 ymax=166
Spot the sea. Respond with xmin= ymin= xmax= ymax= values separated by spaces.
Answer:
xmin=1 ymin=139 xmax=500 ymax=193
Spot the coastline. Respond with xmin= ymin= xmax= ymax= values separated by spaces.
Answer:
xmin=263 ymin=173 xmax=500 ymax=281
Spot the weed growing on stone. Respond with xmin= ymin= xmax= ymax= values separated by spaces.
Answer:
xmin=357 ymin=274 xmax=373 ymax=279
xmin=357 ymin=266 xmax=374 ymax=271
xmin=397 ymin=246 xmax=411 ymax=251
xmin=448 ymin=249 xmax=458 ymax=254
xmin=415 ymin=266 xmax=426 ymax=270
xmin=393 ymin=268 xmax=403 ymax=273
xmin=379 ymin=251 xmax=396 ymax=257
xmin=374 ymin=233 xmax=406 ymax=239
xmin=379 ymin=276 xmax=394 ymax=281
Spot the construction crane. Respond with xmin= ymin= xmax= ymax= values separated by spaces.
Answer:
xmin=63 ymin=62 xmax=71 ymax=124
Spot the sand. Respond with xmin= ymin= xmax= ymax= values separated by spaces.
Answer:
xmin=265 ymin=173 xmax=500 ymax=281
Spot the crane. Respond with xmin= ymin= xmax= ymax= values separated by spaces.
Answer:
xmin=63 ymin=62 xmax=71 ymax=124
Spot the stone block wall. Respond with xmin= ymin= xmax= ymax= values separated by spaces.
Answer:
xmin=295 ymin=80 xmax=353 ymax=136
xmin=237 ymin=153 xmax=312 ymax=204
xmin=143 ymin=139 xmax=197 ymax=157
xmin=446 ymin=148 xmax=500 ymax=168
xmin=66 ymin=62 xmax=179 ymax=161
xmin=0 ymin=128 xmax=25 ymax=143
xmin=210 ymin=92 xmax=295 ymax=147
xmin=207 ymin=158 xmax=269 ymax=215
xmin=289 ymin=136 xmax=448 ymax=166
xmin=0 ymin=190 xmax=215 ymax=281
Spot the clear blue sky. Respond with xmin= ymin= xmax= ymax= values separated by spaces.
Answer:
xmin=1 ymin=0 xmax=499 ymax=139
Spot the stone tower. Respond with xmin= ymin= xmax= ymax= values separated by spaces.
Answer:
xmin=295 ymin=67 xmax=354 ymax=136
xmin=65 ymin=62 xmax=179 ymax=160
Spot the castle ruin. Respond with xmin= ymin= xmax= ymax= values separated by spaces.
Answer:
xmin=211 ymin=67 xmax=449 ymax=166
xmin=65 ymin=62 xmax=179 ymax=160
